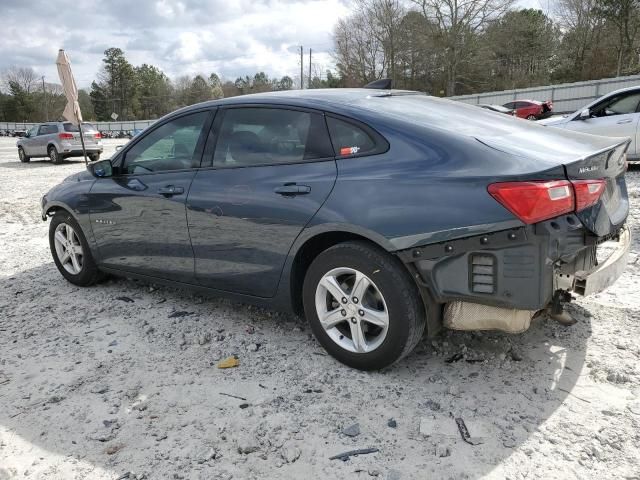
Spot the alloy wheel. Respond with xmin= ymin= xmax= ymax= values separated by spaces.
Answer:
xmin=315 ymin=267 xmax=389 ymax=353
xmin=53 ymin=223 xmax=84 ymax=275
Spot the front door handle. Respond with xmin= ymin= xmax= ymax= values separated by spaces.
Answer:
xmin=158 ymin=185 xmax=184 ymax=196
xmin=274 ymin=184 xmax=311 ymax=196
xmin=617 ymin=119 xmax=633 ymax=124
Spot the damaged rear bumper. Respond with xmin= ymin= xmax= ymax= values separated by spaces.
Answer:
xmin=396 ymin=218 xmax=630 ymax=332
xmin=573 ymin=226 xmax=630 ymax=297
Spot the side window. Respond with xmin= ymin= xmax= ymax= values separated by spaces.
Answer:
xmin=123 ymin=111 xmax=208 ymax=174
xmin=515 ymin=101 xmax=528 ymax=109
xmin=593 ymin=92 xmax=640 ymax=117
xmin=326 ymin=117 xmax=377 ymax=157
xmin=212 ymin=108 xmax=332 ymax=167
xmin=27 ymin=126 xmax=38 ymax=137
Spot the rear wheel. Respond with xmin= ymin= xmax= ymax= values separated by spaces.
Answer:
xmin=18 ymin=147 xmax=30 ymax=163
xmin=302 ymin=241 xmax=426 ymax=370
xmin=49 ymin=211 xmax=102 ymax=286
xmin=526 ymin=114 xmax=537 ymax=121
xmin=89 ymin=153 xmax=100 ymax=162
xmin=48 ymin=145 xmax=63 ymax=164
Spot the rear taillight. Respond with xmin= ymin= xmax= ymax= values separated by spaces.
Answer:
xmin=58 ymin=133 xmax=73 ymax=140
xmin=489 ymin=178 xmax=606 ymax=224
xmin=94 ymin=132 xmax=101 ymax=139
xmin=488 ymin=180 xmax=574 ymax=224
xmin=573 ymin=179 xmax=606 ymax=211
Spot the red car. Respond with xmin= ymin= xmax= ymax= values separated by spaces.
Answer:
xmin=503 ymin=99 xmax=553 ymax=120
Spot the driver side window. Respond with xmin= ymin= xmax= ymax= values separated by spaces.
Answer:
xmin=123 ymin=111 xmax=208 ymax=174
xmin=593 ymin=92 xmax=640 ymax=117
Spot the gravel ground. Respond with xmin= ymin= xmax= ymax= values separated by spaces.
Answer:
xmin=1 ymin=137 xmax=639 ymax=480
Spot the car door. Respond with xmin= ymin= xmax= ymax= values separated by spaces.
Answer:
xmin=564 ymin=90 xmax=640 ymax=156
xmin=89 ymin=109 xmax=213 ymax=282
xmin=21 ymin=126 xmax=39 ymax=155
xmin=33 ymin=124 xmax=54 ymax=156
xmin=186 ymin=106 xmax=337 ymax=297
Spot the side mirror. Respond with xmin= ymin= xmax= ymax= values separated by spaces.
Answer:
xmin=579 ymin=108 xmax=590 ymax=120
xmin=89 ymin=159 xmax=113 ymax=178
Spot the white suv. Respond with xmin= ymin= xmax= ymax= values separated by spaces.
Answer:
xmin=17 ymin=122 xmax=103 ymax=164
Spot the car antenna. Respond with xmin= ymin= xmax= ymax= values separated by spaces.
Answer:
xmin=363 ymin=78 xmax=392 ymax=90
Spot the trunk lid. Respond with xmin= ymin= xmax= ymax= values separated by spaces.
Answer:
xmin=564 ymin=142 xmax=629 ymax=237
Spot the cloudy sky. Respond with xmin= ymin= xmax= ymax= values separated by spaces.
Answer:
xmin=1 ymin=0 xmax=543 ymax=89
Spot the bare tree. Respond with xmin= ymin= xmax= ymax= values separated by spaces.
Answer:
xmin=357 ymin=0 xmax=406 ymax=84
xmin=411 ymin=0 xmax=515 ymax=95
xmin=333 ymin=9 xmax=387 ymax=85
xmin=2 ymin=66 xmax=38 ymax=93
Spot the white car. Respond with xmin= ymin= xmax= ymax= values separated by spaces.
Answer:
xmin=540 ymin=86 xmax=640 ymax=161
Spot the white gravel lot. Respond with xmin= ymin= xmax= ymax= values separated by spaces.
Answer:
xmin=0 ymin=137 xmax=639 ymax=480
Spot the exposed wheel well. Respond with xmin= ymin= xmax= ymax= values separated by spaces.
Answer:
xmin=290 ymin=231 xmax=386 ymax=316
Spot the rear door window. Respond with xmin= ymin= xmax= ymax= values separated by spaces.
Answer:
xmin=212 ymin=108 xmax=333 ymax=167
xmin=326 ymin=117 xmax=377 ymax=157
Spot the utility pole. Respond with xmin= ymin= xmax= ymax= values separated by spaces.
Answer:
xmin=308 ymin=48 xmax=312 ymax=89
xmin=42 ymin=76 xmax=48 ymax=121
xmin=300 ymin=46 xmax=304 ymax=90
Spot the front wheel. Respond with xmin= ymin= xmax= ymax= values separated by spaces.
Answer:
xmin=49 ymin=211 xmax=102 ymax=286
xmin=302 ymin=241 xmax=426 ymax=370
xmin=18 ymin=147 xmax=30 ymax=163
xmin=526 ymin=114 xmax=537 ymax=121
xmin=89 ymin=153 xmax=100 ymax=162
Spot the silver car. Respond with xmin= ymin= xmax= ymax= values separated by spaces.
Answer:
xmin=17 ymin=122 xmax=103 ymax=164
xmin=540 ymin=86 xmax=640 ymax=162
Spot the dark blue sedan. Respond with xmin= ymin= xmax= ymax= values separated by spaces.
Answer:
xmin=41 ymin=87 xmax=631 ymax=369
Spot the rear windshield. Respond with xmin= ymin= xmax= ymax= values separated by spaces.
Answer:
xmin=63 ymin=122 xmax=96 ymax=132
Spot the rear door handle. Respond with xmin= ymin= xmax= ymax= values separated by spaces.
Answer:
xmin=274 ymin=184 xmax=311 ymax=196
xmin=617 ymin=119 xmax=633 ymax=124
xmin=158 ymin=185 xmax=184 ymax=196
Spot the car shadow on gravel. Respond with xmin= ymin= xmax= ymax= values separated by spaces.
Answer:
xmin=0 ymin=262 xmax=592 ymax=479
xmin=0 ymin=159 xmax=85 ymax=169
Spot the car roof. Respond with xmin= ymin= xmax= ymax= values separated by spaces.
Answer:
xmin=176 ymin=88 xmax=423 ymax=114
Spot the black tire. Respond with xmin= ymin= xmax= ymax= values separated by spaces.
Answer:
xmin=49 ymin=211 xmax=103 ymax=286
xmin=526 ymin=114 xmax=537 ymax=121
xmin=89 ymin=153 xmax=100 ymax=162
xmin=302 ymin=241 xmax=426 ymax=370
xmin=48 ymin=145 xmax=63 ymax=164
xmin=18 ymin=147 xmax=30 ymax=163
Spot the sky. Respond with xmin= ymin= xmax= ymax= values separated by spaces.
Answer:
xmin=0 ymin=0 xmax=545 ymax=89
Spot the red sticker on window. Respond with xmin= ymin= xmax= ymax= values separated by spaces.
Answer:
xmin=340 ymin=146 xmax=360 ymax=155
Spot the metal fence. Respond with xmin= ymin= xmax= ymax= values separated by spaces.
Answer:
xmin=449 ymin=74 xmax=640 ymax=113
xmin=0 ymin=119 xmax=156 ymax=132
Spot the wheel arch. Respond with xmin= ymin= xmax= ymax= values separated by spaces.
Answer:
xmin=286 ymin=225 xmax=396 ymax=316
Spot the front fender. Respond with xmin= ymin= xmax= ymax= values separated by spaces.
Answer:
xmin=41 ymin=178 xmax=97 ymax=251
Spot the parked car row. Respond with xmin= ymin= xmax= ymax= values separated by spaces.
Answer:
xmin=0 ymin=129 xmax=27 ymax=137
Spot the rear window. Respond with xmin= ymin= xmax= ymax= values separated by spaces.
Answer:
xmin=63 ymin=122 xmax=96 ymax=133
